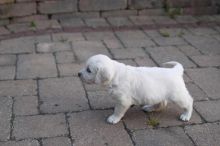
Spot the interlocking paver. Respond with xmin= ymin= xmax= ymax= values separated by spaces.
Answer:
xmin=72 ymin=41 xmax=110 ymax=62
xmin=17 ymin=54 xmax=57 ymax=79
xmin=68 ymin=110 xmax=133 ymax=146
xmin=183 ymin=35 xmax=220 ymax=55
xmin=153 ymin=37 xmax=187 ymax=46
xmin=39 ymin=77 xmax=89 ymax=113
xmin=145 ymin=46 xmax=196 ymax=68
xmin=84 ymin=18 xmax=109 ymax=27
xmin=58 ymin=63 xmax=83 ymax=77
xmin=186 ymin=83 xmax=208 ymax=101
xmin=7 ymin=22 xmax=36 ymax=33
xmin=0 ymin=96 xmax=12 ymax=141
xmin=148 ymin=103 xmax=202 ymax=128
xmin=188 ymin=27 xmax=218 ymax=36
xmin=186 ymin=68 xmax=220 ymax=99
xmin=0 ymin=80 xmax=37 ymax=97
xmin=175 ymin=15 xmax=198 ymax=24
xmin=0 ymin=55 xmax=16 ymax=66
xmin=134 ymin=56 xmax=157 ymax=67
xmin=177 ymin=45 xmax=202 ymax=56
xmin=190 ymin=55 xmax=220 ymax=67
xmin=129 ymin=16 xmax=154 ymax=25
xmin=132 ymin=127 xmax=194 ymax=146
xmin=0 ymin=140 xmax=40 ymax=146
xmin=52 ymin=32 xmax=85 ymax=42
xmin=115 ymin=30 xmax=148 ymax=40
xmin=194 ymin=100 xmax=220 ymax=122
xmin=103 ymin=39 xmax=123 ymax=49
xmin=110 ymin=47 xmax=147 ymax=59
xmin=0 ymin=66 xmax=15 ymax=80
xmin=60 ymin=18 xmax=85 ymax=27
xmin=120 ymin=38 xmax=156 ymax=48
xmin=55 ymin=51 xmax=75 ymax=64
xmin=84 ymin=31 xmax=116 ymax=40
xmin=107 ymin=17 xmax=133 ymax=27
xmin=36 ymin=42 xmax=71 ymax=53
xmin=87 ymin=91 xmax=115 ymax=109
xmin=42 ymin=137 xmax=71 ymax=146
xmin=13 ymin=114 xmax=68 ymax=139
xmin=14 ymin=96 xmax=38 ymax=116
xmin=152 ymin=16 xmax=177 ymax=25
xmin=185 ymin=123 xmax=220 ymax=146
xmin=123 ymin=107 xmax=149 ymax=131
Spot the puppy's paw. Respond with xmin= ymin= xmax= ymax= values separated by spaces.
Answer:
xmin=107 ymin=115 xmax=121 ymax=124
xmin=180 ymin=113 xmax=190 ymax=121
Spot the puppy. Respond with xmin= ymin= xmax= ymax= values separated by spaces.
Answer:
xmin=78 ymin=54 xmax=193 ymax=124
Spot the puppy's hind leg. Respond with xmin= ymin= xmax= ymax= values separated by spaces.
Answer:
xmin=142 ymin=100 xmax=167 ymax=112
xmin=171 ymin=91 xmax=193 ymax=121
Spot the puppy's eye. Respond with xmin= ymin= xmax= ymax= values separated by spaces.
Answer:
xmin=87 ymin=67 xmax=91 ymax=73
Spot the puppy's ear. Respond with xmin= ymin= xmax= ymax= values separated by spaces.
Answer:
xmin=95 ymin=64 xmax=111 ymax=84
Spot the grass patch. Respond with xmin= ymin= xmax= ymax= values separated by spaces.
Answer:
xmin=177 ymin=31 xmax=185 ymax=37
xmin=30 ymin=21 xmax=36 ymax=28
xmin=59 ymin=37 xmax=68 ymax=42
xmin=159 ymin=30 xmax=170 ymax=37
xmin=147 ymin=118 xmax=160 ymax=128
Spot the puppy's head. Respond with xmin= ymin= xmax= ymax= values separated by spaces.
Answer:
xmin=78 ymin=54 xmax=115 ymax=85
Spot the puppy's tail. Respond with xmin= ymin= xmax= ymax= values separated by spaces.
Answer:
xmin=162 ymin=61 xmax=184 ymax=76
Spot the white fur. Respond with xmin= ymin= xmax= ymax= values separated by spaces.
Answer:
xmin=79 ymin=54 xmax=193 ymax=124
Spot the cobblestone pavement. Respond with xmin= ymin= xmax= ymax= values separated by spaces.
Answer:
xmin=0 ymin=15 xmax=220 ymax=146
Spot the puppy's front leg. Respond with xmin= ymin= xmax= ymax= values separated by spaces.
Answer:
xmin=107 ymin=103 xmax=130 ymax=124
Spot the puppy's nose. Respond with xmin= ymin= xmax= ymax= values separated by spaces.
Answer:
xmin=78 ymin=72 xmax=82 ymax=77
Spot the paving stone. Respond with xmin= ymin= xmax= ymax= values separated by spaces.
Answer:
xmin=0 ymin=55 xmax=16 ymax=66
xmin=87 ymin=91 xmax=115 ymax=109
xmin=12 ymin=15 xmax=48 ymax=23
xmin=183 ymin=73 xmax=192 ymax=83
xmin=107 ymin=17 xmax=133 ymax=27
xmin=39 ymin=77 xmax=89 ymax=113
xmin=153 ymin=37 xmax=187 ymax=46
xmin=185 ymin=123 xmax=220 ymax=146
xmin=42 ymin=137 xmax=71 ymax=146
xmin=133 ymin=127 xmax=194 ymax=146
xmin=112 ymin=48 xmax=147 ymax=59
xmin=188 ymin=27 xmax=218 ymax=36
xmin=152 ymin=16 xmax=177 ymax=25
xmin=101 ymin=9 xmax=137 ymax=17
xmin=196 ymin=15 xmax=216 ymax=22
xmin=52 ymin=32 xmax=85 ymax=42
xmin=58 ymin=63 xmax=83 ymax=77
xmin=157 ymin=28 xmax=190 ymax=38
xmin=186 ymin=83 xmax=208 ymax=101
xmin=0 ymin=66 xmax=15 ymax=80
xmin=79 ymin=0 xmax=126 ymax=11
xmin=0 ymin=19 xmax=9 ymax=26
xmin=34 ymin=20 xmax=61 ymax=30
xmin=183 ymin=35 xmax=220 ymax=55
xmin=177 ymin=45 xmax=202 ymax=56
xmin=0 ymin=96 xmax=12 ymax=141
xmin=0 ymin=80 xmax=37 ymax=97
xmin=0 ymin=37 xmax=35 ymax=54
xmin=194 ymin=100 xmax=220 ymax=122
xmin=103 ymin=39 xmax=123 ymax=49
xmin=36 ymin=42 xmax=71 ymax=53
xmin=39 ymin=0 xmax=77 ymax=14
xmin=68 ymin=110 xmax=133 ymax=146
xmin=175 ymin=15 xmax=198 ymax=23
xmin=148 ymin=103 xmax=202 ymax=128
xmin=60 ymin=18 xmax=85 ymax=27
xmin=7 ymin=22 xmax=36 ymax=33
xmin=190 ymin=55 xmax=220 ymax=67
xmin=84 ymin=31 xmax=116 ymax=40
xmin=117 ymin=59 xmax=137 ymax=66
xmin=84 ymin=18 xmax=109 ymax=27
xmin=120 ymin=38 xmax=156 ymax=48
xmin=13 ymin=114 xmax=68 ymax=139
xmin=84 ymin=83 xmax=106 ymax=91
xmin=0 ymin=26 xmax=10 ymax=35
xmin=17 ymin=54 xmax=57 ymax=79
xmin=145 ymin=46 xmax=196 ymax=68
xmin=0 ymin=140 xmax=39 ymax=146
xmin=14 ymin=96 xmax=38 ymax=116
xmin=55 ymin=51 xmax=75 ymax=64
xmin=115 ymin=30 xmax=148 ymax=40
xmin=144 ymin=30 xmax=162 ymax=38
xmin=186 ymin=68 xmax=220 ymax=99
xmin=129 ymin=16 xmax=154 ymax=25
xmin=72 ymin=41 xmax=110 ymax=62
xmin=123 ymin=107 xmax=149 ymax=131
xmin=134 ymin=56 xmax=157 ymax=67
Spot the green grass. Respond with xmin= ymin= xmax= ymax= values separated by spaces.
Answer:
xmin=177 ymin=31 xmax=185 ymax=37
xmin=159 ymin=30 xmax=170 ymax=37
xmin=147 ymin=118 xmax=160 ymax=128
xmin=30 ymin=21 xmax=36 ymax=28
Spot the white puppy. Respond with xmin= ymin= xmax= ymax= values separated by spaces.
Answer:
xmin=78 ymin=54 xmax=193 ymax=124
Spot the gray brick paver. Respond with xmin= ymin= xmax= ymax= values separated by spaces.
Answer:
xmin=42 ymin=137 xmax=72 ymax=146
xmin=0 ymin=140 xmax=40 ymax=146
